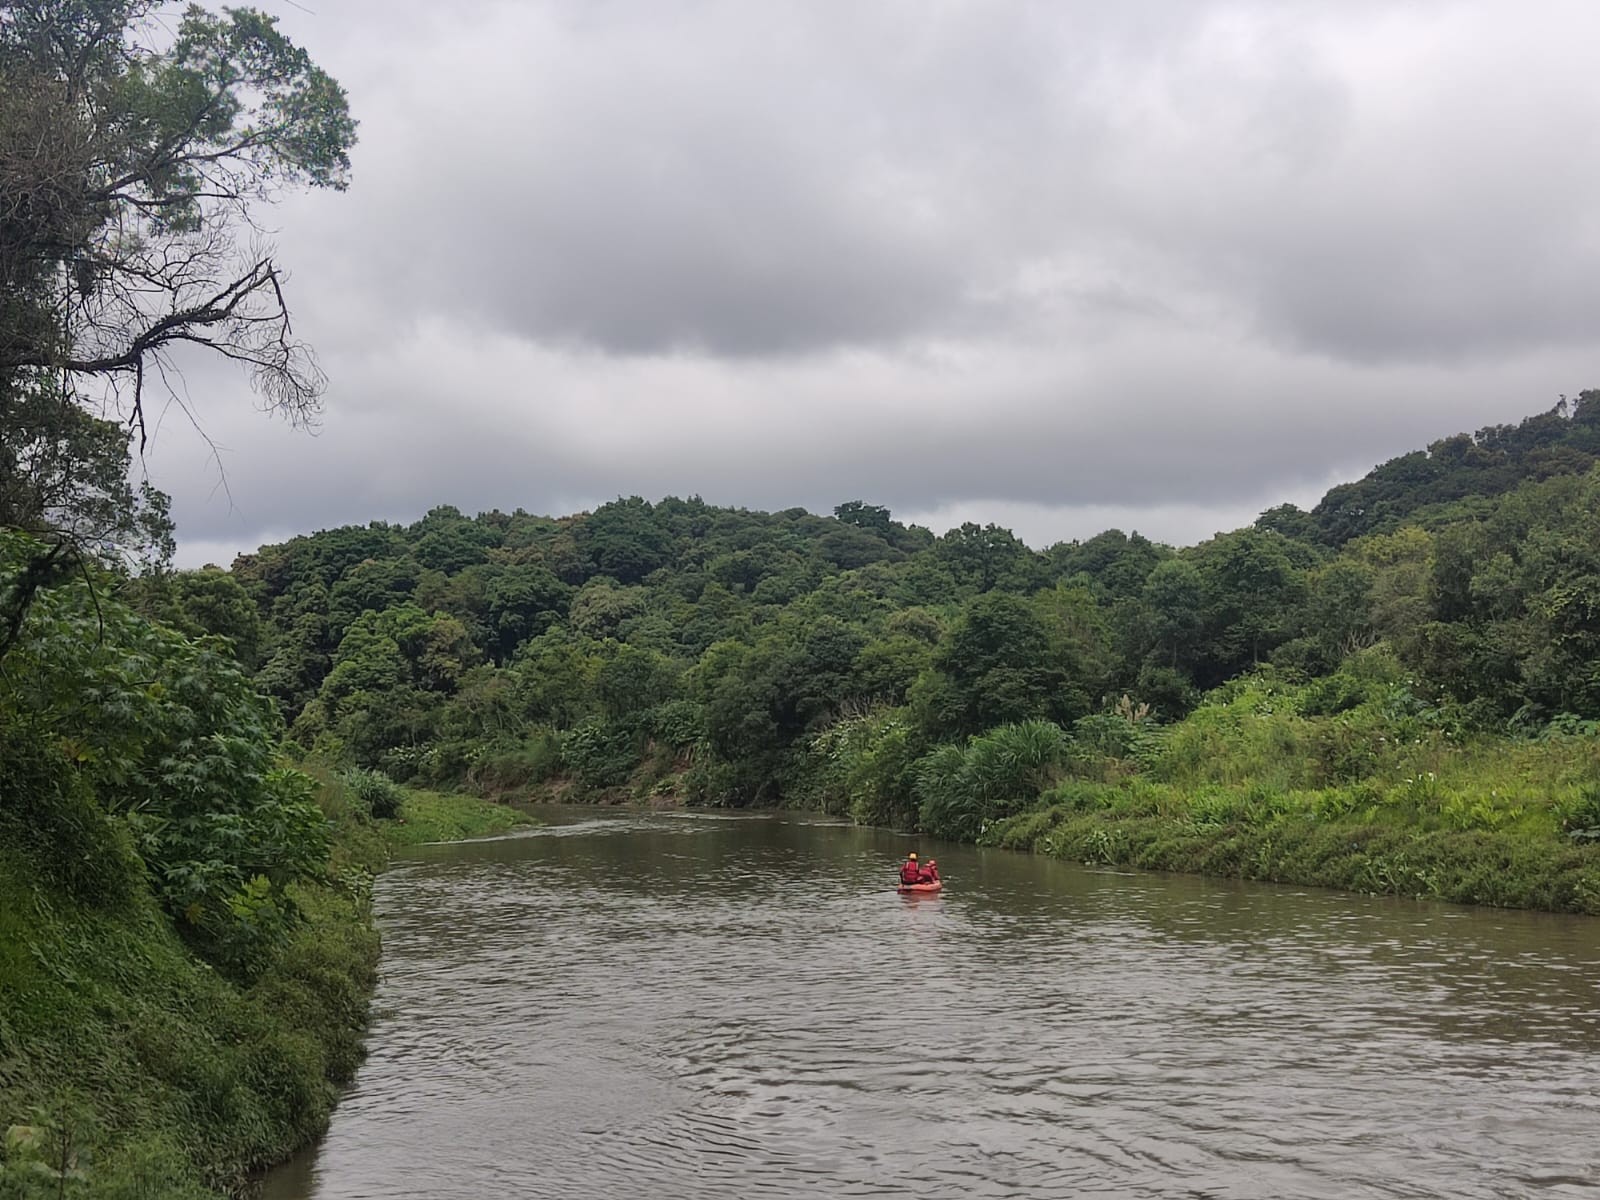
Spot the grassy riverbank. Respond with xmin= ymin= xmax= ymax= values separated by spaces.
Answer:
xmin=986 ymin=803 xmax=1600 ymax=912
xmin=382 ymin=788 xmax=539 ymax=847
xmin=973 ymin=670 xmax=1600 ymax=913
xmin=0 ymin=778 xmax=527 ymax=1198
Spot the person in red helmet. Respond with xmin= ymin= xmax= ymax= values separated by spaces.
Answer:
xmin=899 ymin=852 xmax=923 ymax=886
xmin=918 ymin=858 xmax=941 ymax=885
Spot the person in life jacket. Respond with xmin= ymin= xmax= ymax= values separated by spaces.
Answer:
xmin=918 ymin=858 xmax=940 ymax=885
xmin=899 ymin=852 xmax=923 ymax=885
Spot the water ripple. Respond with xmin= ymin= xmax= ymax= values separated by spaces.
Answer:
xmin=263 ymin=809 xmax=1600 ymax=1200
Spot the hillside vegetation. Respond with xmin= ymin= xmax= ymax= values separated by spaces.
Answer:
xmin=131 ymin=394 xmax=1600 ymax=911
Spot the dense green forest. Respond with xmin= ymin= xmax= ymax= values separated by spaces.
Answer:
xmin=137 ymin=397 xmax=1597 ymax=873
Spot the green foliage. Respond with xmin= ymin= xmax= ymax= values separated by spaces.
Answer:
xmin=1563 ymin=785 xmax=1600 ymax=843
xmin=575 ymin=497 xmax=673 ymax=584
xmin=465 ymin=732 xmax=566 ymax=795
xmin=1311 ymin=395 xmax=1600 ymax=546
xmin=207 ymin=393 xmax=1600 ymax=894
xmin=918 ymin=592 xmax=1089 ymax=738
xmin=1 ymin=537 xmax=331 ymax=975
xmin=833 ymin=500 xmax=894 ymax=537
xmin=0 ymin=771 xmax=381 ymax=1199
xmin=0 ymin=384 xmax=175 ymax=567
xmin=1046 ymin=528 xmax=1170 ymax=601
xmin=561 ymin=719 xmax=641 ymax=791
xmin=984 ymin=805 xmax=1600 ymax=915
xmin=340 ymin=768 xmax=403 ymax=821
xmin=808 ymin=710 xmax=923 ymax=826
xmin=0 ymin=720 xmax=140 ymax=909
xmin=129 ymin=568 xmax=268 ymax=669
xmin=914 ymin=720 xmax=1069 ymax=840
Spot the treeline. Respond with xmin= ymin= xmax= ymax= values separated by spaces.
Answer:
xmin=128 ymin=395 xmax=1600 ymax=869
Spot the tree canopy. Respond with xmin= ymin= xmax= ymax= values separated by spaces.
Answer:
xmin=0 ymin=0 xmax=356 ymax=425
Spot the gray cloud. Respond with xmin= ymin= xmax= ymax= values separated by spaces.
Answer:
xmin=136 ymin=0 xmax=1600 ymax=563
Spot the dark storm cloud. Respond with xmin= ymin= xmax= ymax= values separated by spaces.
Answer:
xmin=145 ymin=0 xmax=1600 ymax=563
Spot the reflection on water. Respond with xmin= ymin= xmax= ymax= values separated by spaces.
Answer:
xmin=263 ymin=808 xmax=1600 ymax=1199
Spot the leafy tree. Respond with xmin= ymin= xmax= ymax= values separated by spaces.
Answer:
xmin=814 ymin=522 xmax=900 ymax=571
xmin=511 ymin=628 xmax=601 ymax=728
xmin=1254 ymin=503 xmax=1320 ymax=544
xmin=0 ymin=382 xmax=175 ymax=653
xmin=1302 ymin=560 xmax=1377 ymax=665
xmin=1141 ymin=557 xmax=1204 ymax=672
xmin=594 ymin=643 xmax=679 ymax=720
xmin=0 ymin=382 xmax=173 ymax=559
xmin=410 ymin=507 xmax=498 ymax=574
xmin=0 ymin=0 xmax=356 ymax=427
xmin=576 ymin=497 xmax=673 ymax=584
xmin=569 ymin=577 xmax=648 ymax=640
xmin=129 ymin=565 xmax=268 ymax=668
xmin=1047 ymin=529 xmax=1170 ymax=600
xmin=327 ymin=556 xmax=422 ymax=640
xmin=919 ymin=592 xmax=1084 ymax=737
xmin=1308 ymin=396 xmax=1600 ymax=546
xmin=833 ymin=500 xmax=894 ymax=536
xmin=1190 ymin=530 xmax=1308 ymax=685
xmin=302 ymin=604 xmax=479 ymax=767
xmin=483 ymin=563 xmax=572 ymax=662
xmin=934 ymin=522 xmax=1043 ymax=594
xmin=854 ymin=634 xmax=933 ymax=707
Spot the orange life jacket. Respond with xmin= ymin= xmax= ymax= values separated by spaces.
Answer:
xmin=900 ymin=860 xmax=922 ymax=885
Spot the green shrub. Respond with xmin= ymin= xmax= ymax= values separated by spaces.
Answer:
xmin=464 ymin=732 xmax=564 ymax=794
xmin=1 ymin=560 xmax=333 ymax=976
xmin=562 ymin=719 xmax=641 ymax=789
xmin=1041 ymin=779 xmax=1109 ymax=814
xmin=340 ymin=767 xmax=404 ymax=821
xmin=647 ymin=700 xmax=704 ymax=751
xmin=914 ymin=720 xmax=1068 ymax=839
xmin=0 ymin=722 xmax=140 ymax=909
xmin=1561 ymin=784 xmax=1600 ymax=842
xmin=682 ymin=757 xmax=740 ymax=807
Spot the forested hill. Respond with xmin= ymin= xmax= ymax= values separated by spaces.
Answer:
xmin=1282 ymin=391 xmax=1600 ymax=547
xmin=144 ymin=393 xmax=1600 ymax=823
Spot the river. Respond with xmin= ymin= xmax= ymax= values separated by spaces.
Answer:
xmin=262 ymin=807 xmax=1600 ymax=1199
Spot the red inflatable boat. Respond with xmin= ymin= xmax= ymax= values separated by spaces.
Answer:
xmin=897 ymin=880 xmax=943 ymax=895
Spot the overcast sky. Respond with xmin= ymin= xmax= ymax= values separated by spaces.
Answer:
xmin=143 ymin=0 xmax=1600 ymax=566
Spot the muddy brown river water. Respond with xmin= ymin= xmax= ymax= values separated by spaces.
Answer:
xmin=262 ymin=807 xmax=1600 ymax=1199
